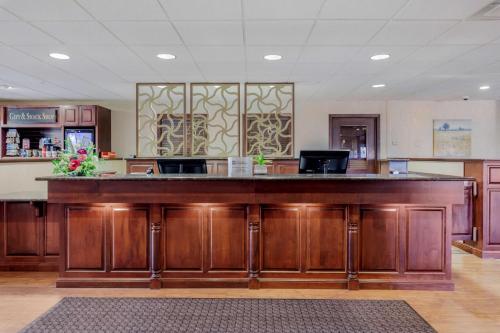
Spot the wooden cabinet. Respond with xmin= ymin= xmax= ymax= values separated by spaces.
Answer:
xmin=454 ymin=160 xmax=500 ymax=258
xmin=0 ymin=201 xmax=58 ymax=271
xmin=62 ymin=105 xmax=78 ymax=126
xmin=79 ymin=106 xmax=96 ymax=126
xmin=452 ymin=181 xmax=474 ymax=241
xmin=62 ymin=105 xmax=96 ymax=126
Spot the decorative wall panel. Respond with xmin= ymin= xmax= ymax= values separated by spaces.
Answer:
xmin=191 ymin=83 xmax=240 ymax=157
xmin=137 ymin=83 xmax=186 ymax=157
xmin=245 ymin=83 xmax=294 ymax=157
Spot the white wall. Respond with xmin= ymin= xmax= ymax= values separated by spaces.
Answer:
xmin=2 ymin=98 xmax=500 ymax=160
xmin=386 ymin=100 xmax=498 ymax=159
xmin=295 ymin=99 xmax=500 ymax=159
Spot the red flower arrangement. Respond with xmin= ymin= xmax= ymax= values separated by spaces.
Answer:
xmin=53 ymin=144 xmax=98 ymax=176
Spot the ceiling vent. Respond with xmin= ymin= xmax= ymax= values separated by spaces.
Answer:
xmin=469 ymin=1 xmax=500 ymax=20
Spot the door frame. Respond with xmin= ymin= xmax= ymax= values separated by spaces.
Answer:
xmin=328 ymin=114 xmax=380 ymax=160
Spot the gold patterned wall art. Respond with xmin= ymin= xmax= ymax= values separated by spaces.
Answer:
xmin=136 ymin=83 xmax=186 ymax=157
xmin=190 ymin=83 xmax=240 ymax=157
xmin=244 ymin=83 xmax=294 ymax=157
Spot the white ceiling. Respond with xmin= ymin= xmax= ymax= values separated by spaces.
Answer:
xmin=0 ymin=0 xmax=499 ymax=101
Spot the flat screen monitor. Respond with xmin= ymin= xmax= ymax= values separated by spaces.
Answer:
xmin=64 ymin=128 xmax=95 ymax=150
xmin=299 ymin=150 xmax=350 ymax=174
xmin=157 ymin=159 xmax=207 ymax=174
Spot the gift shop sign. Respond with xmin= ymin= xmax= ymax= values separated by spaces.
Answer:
xmin=6 ymin=108 xmax=57 ymax=124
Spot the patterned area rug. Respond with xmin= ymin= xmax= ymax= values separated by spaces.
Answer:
xmin=20 ymin=297 xmax=436 ymax=333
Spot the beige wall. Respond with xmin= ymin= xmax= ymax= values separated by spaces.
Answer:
xmin=4 ymin=98 xmax=498 ymax=160
xmin=1 ymin=97 xmax=499 ymax=194
xmin=294 ymin=99 xmax=500 ymax=159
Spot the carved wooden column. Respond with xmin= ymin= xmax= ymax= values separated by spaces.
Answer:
xmin=150 ymin=205 xmax=162 ymax=289
xmin=347 ymin=205 xmax=360 ymax=290
xmin=248 ymin=204 xmax=261 ymax=289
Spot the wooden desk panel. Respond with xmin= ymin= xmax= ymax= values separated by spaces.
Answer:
xmin=39 ymin=175 xmax=463 ymax=290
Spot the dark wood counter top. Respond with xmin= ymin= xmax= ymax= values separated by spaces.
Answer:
xmin=0 ymin=191 xmax=47 ymax=201
xmin=36 ymin=173 xmax=469 ymax=182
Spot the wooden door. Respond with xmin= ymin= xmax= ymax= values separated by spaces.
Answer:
xmin=329 ymin=115 xmax=379 ymax=173
xmin=62 ymin=105 xmax=78 ymax=126
xmin=79 ymin=106 xmax=96 ymax=126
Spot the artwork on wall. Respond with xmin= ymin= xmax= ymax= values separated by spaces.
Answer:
xmin=244 ymin=83 xmax=294 ymax=157
xmin=190 ymin=83 xmax=240 ymax=157
xmin=433 ymin=119 xmax=472 ymax=157
xmin=136 ymin=82 xmax=294 ymax=158
xmin=137 ymin=83 xmax=186 ymax=157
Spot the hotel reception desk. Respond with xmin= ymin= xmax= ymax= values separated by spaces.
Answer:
xmin=35 ymin=173 xmax=467 ymax=291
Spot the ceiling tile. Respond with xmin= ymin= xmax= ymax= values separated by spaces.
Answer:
xmin=104 ymin=21 xmax=181 ymax=45
xmin=246 ymin=62 xmax=293 ymax=81
xmin=451 ymin=44 xmax=500 ymax=65
xmin=289 ymin=63 xmax=342 ymax=81
xmin=369 ymin=20 xmax=457 ymax=45
xmin=321 ymin=0 xmax=407 ymax=19
xmin=189 ymin=46 xmax=245 ymax=63
xmin=76 ymin=0 xmax=167 ymax=20
xmin=0 ymin=0 xmax=92 ymax=20
xmin=309 ymin=20 xmax=385 ymax=45
xmin=402 ymin=45 xmax=477 ymax=64
xmin=427 ymin=60 xmax=482 ymax=76
xmin=160 ymin=0 xmax=241 ymax=20
xmin=353 ymin=46 xmax=418 ymax=62
xmin=432 ymin=21 xmax=500 ymax=45
xmin=131 ymin=45 xmax=193 ymax=63
xmin=32 ymin=21 xmax=120 ymax=45
xmin=0 ymin=46 xmax=122 ymax=98
xmin=13 ymin=45 xmax=128 ymax=85
xmin=198 ymin=62 xmax=245 ymax=81
xmin=0 ymin=65 xmax=92 ymax=99
xmin=73 ymin=45 xmax=157 ymax=78
xmin=336 ymin=61 xmax=392 ymax=76
xmin=246 ymin=46 xmax=302 ymax=63
xmin=299 ymin=46 xmax=361 ymax=63
xmin=246 ymin=20 xmax=314 ymax=45
xmin=145 ymin=62 xmax=202 ymax=81
xmin=244 ymin=0 xmax=324 ymax=19
xmin=0 ymin=8 xmax=20 ymax=20
xmin=0 ymin=21 xmax=61 ymax=45
xmin=175 ymin=21 xmax=243 ymax=45
xmin=395 ymin=0 xmax=493 ymax=20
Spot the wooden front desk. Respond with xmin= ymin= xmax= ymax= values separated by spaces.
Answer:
xmin=37 ymin=174 xmax=465 ymax=290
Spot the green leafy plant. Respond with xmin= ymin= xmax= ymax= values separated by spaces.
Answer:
xmin=52 ymin=142 xmax=98 ymax=176
xmin=253 ymin=153 xmax=270 ymax=166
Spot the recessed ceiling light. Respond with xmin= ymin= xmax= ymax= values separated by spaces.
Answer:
xmin=157 ymin=53 xmax=176 ymax=60
xmin=0 ymin=84 xmax=14 ymax=90
xmin=49 ymin=53 xmax=70 ymax=60
xmin=372 ymin=84 xmax=386 ymax=88
xmin=264 ymin=54 xmax=282 ymax=61
xmin=370 ymin=54 xmax=390 ymax=61
xmin=479 ymin=85 xmax=490 ymax=90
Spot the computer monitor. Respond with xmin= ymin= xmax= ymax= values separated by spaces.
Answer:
xmin=157 ymin=159 xmax=207 ymax=174
xmin=298 ymin=150 xmax=350 ymax=174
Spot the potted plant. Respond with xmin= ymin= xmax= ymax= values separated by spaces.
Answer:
xmin=52 ymin=143 xmax=98 ymax=176
xmin=253 ymin=153 xmax=270 ymax=175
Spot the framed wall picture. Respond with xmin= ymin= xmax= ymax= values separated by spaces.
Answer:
xmin=433 ymin=119 xmax=472 ymax=157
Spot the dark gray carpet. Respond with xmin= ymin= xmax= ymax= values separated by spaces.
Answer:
xmin=20 ymin=297 xmax=436 ymax=333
